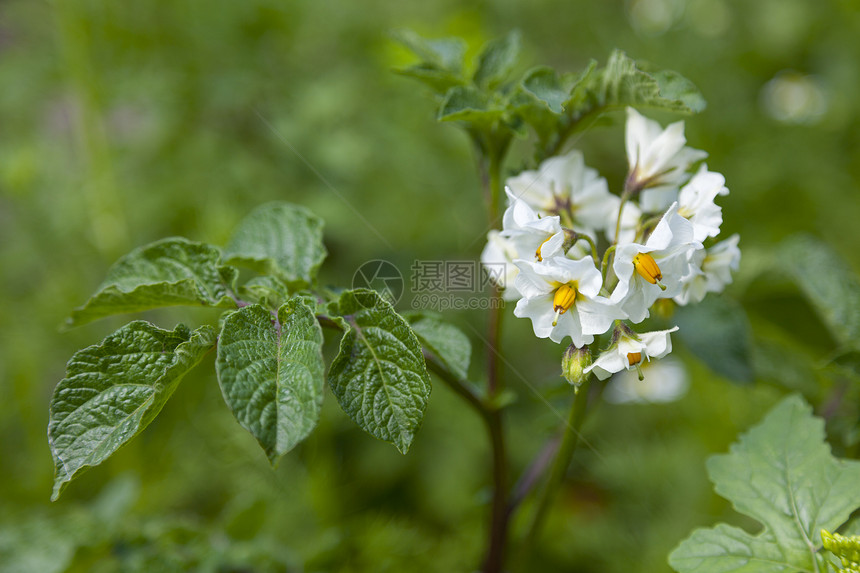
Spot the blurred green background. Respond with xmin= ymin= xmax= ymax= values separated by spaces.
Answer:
xmin=2 ymin=0 xmax=859 ymax=571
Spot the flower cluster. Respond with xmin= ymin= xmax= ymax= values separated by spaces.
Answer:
xmin=481 ymin=108 xmax=740 ymax=385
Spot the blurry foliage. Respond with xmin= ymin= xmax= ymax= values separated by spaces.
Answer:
xmin=2 ymin=0 xmax=860 ymax=571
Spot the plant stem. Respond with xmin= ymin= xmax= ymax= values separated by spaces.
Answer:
xmin=483 ymin=137 xmax=509 ymax=570
xmin=488 ymin=151 xmax=504 ymax=226
xmin=483 ymin=407 xmax=509 ymax=573
xmin=519 ymin=377 xmax=592 ymax=564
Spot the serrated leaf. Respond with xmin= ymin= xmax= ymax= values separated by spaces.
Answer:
xmin=224 ymin=201 xmax=327 ymax=288
xmin=652 ymin=69 xmax=707 ymax=113
xmin=67 ymin=238 xmax=237 ymax=327
xmin=520 ymin=66 xmax=568 ymax=114
xmin=669 ymin=395 xmax=860 ymax=572
xmin=395 ymin=63 xmax=465 ymax=94
xmin=409 ymin=316 xmax=471 ymax=381
xmin=563 ymin=59 xmax=599 ymax=112
xmin=437 ymin=85 xmax=503 ymax=124
xmin=599 ymin=50 xmax=703 ymax=113
xmin=473 ymin=30 xmax=521 ymax=89
xmin=674 ymin=296 xmax=754 ymax=383
xmin=48 ymin=322 xmax=216 ymax=500
xmin=237 ymin=275 xmax=292 ymax=310
xmin=564 ymin=51 xmax=704 ymax=122
xmin=391 ymin=29 xmax=466 ymax=72
xmin=216 ymin=299 xmax=325 ymax=464
xmin=328 ymin=289 xmax=431 ymax=454
xmin=778 ymin=234 xmax=860 ymax=350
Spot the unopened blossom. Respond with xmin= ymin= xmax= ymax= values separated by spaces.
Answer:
xmin=611 ymin=202 xmax=701 ymax=322
xmin=675 ymin=234 xmax=741 ymax=305
xmin=625 ymin=107 xmax=707 ymax=213
xmin=505 ymin=150 xmax=617 ymax=233
xmin=677 ymin=165 xmax=729 ymax=242
xmin=514 ymin=256 xmax=624 ymax=346
xmin=584 ymin=325 xmax=679 ymax=380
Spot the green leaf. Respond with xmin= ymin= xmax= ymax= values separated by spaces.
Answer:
xmin=520 ymin=66 xmax=568 ymax=114
xmin=328 ymin=289 xmax=431 ymax=454
xmin=673 ymin=296 xmax=754 ymax=383
xmin=237 ymin=275 xmax=292 ymax=310
xmin=563 ymin=50 xmax=704 ymax=121
xmin=409 ymin=316 xmax=471 ymax=381
xmin=48 ymin=322 xmax=216 ymax=500
xmin=598 ymin=50 xmax=704 ymax=114
xmin=216 ymin=299 xmax=325 ymax=464
xmin=224 ymin=201 xmax=327 ymax=288
xmin=473 ymin=30 xmax=521 ymax=89
xmin=391 ymin=29 xmax=466 ymax=73
xmin=777 ymin=234 xmax=860 ymax=350
xmin=395 ymin=62 xmax=465 ymax=94
xmin=67 ymin=238 xmax=237 ymax=327
xmin=669 ymin=395 xmax=860 ymax=572
xmin=651 ymin=69 xmax=708 ymax=114
xmin=437 ymin=85 xmax=503 ymax=125
xmin=563 ymin=59 xmax=599 ymax=112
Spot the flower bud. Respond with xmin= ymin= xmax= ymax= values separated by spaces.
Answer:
xmin=562 ymin=344 xmax=592 ymax=390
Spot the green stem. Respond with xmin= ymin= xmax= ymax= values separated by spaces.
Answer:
xmin=601 ymin=244 xmax=617 ymax=291
xmin=614 ymin=191 xmax=631 ymax=247
xmin=519 ymin=377 xmax=592 ymax=564
xmin=579 ymin=232 xmax=600 ymax=268
xmin=488 ymin=147 xmax=504 ymax=226
xmin=483 ymin=289 xmax=509 ymax=573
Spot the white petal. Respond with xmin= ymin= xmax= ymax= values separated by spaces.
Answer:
xmin=576 ymin=296 xmax=626 ymax=336
xmin=513 ymin=293 xmax=556 ymax=339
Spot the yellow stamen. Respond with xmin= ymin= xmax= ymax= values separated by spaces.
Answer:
xmin=552 ymin=284 xmax=577 ymax=326
xmin=627 ymin=352 xmax=642 ymax=366
xmin=633 ymin=252 xmax=666 ymax=290
xmin=535 ymin=237 xmax=552 ymax=261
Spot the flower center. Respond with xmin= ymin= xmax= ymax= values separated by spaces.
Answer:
xmin=633 ymin=252 xmax=666 ymax=290
xmin=535 ymin=237 xmax=552 ymax=261
xmin=551 ymin=283 xmax=577 ymax=326
xmin=626 ymin=352 xmax=642 ymax=366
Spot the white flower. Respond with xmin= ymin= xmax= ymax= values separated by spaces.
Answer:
xmin=480 ymin=191 xmax=566 ymax=300
xmin=625 ymin=107 xmax=707 ymax=213
xmin=501 ymin=189 xmax=565 ymax=262
xmin=611 ymin=202 xmax=701 ymax=322
xmin=677 ymin=165 xmax=729 ymax=242
xmin=481 ymin=231 xmax=521 ymax=301
xmin=585 ymin=325 xmax=679 ymax=381
xmin=675 ymin=234 xmax=741 ymax=305
xmin=505 ymin=150 xmax=616 ymax=233
xmin=513 ymin=256 xmax=624 ymax=345
xmin=603 ymin=357 xmax=688 ymax=404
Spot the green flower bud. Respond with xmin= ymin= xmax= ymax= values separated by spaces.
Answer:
xmin=562 ymin=344 xmax=592 ymax=390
